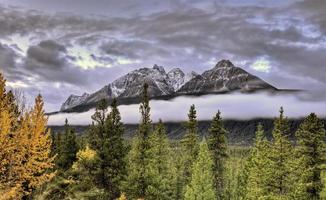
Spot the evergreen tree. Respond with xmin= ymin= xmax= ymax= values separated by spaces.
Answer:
xmin=181 ymin=105 xmax=199 ymax=185
xmin=86 ymin=98 xmax=127 ymax=199
xmin=88 ymin=99 xmax=108 ymax=151
xmin=125 ymin=83 xmax=153 ymax=199
xmin=184 ymin=141 xmax=216 ymax=200
xmin=266 ymin=107 xmax=294 ymax=199
xmin=170 ymin=144 xmax=186 ymax=200
xmin=147 ymin=119 xmax=173 ymax=199
xmin=208 ymin=111 xmax=228 ymax=200
xmin=101 ymin=98 xmax=127 ymax=199
xmin=55 ymin=119 xmax=78 ymax=171
xmin=246 ymin=123 xmax=272 ymax=199
xmin=294 ymin=113 xmax=326 ymax=200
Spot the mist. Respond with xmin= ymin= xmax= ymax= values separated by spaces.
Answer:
xmin=48 ymin=92 xmax=326 ymax=125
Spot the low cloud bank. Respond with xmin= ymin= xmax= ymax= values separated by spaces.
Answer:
xmin=48 ymin=92 xmax=326 ymax=125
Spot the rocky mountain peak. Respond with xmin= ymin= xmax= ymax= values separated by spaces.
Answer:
xmin=60 ymin=60 xmax=277 ymax=112
xmin=214 ymin=59 xmax=234 ymax=69
xmin=153 ymin=64 xmax=166 ymax=73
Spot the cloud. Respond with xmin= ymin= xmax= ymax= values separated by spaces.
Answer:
xmin=48 ymin=92 xmax=326 ymax=125
xmin=26 ymin=40 xmax=67 ymax=68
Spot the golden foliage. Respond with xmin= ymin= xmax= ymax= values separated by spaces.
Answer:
xmin=118 ymin=193 xmax=127 ymax=200
xmin=0 ymin=73 xmax=55 ymax=199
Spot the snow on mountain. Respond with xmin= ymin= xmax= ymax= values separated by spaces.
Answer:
xmin=60 ymin=93 xmax=90 ymax=111
xmin=178 ymin=60 xmax=276 ymax=94
xmin=60 ymin=60 xmax=277 ymax=112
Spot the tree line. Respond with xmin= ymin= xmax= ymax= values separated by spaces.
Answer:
xmin=0 ymin=73 xmax=325 ymax=200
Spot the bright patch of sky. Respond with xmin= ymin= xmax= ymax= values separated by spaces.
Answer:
xmin=251 ymin=58 xmax=271 ymax=73
xmin=1 ymin=34 xmax=31 ymax=56
xmin=68 ymin=45 xmax=110 ymax=69
xmin=6 ymin=80 xmax=29 ymax=88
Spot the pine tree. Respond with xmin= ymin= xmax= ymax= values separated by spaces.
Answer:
xmin=55 ymin=119 xmax=78 ymax=171
xmin=266 ymin=107 xmax=294 ymax=199
xmin=170 ymin=143 xmax=186 ymax=200
xmin=86 ymin=98 xmax=127 ymax=199
xmin=208 ymin=111 xmax=228 ymax=200
xmin=88 ymin=99 xmax=108 ymax=151
xmin=294 ymin=113 xmax=326 ymax=200
xmin=147 ymin=119 xmax=173 ymax=199
xmin=246 ymin=123 xmax=272 ymax=199
xmin=184 ymin=141 xmax=216 ymax=200
xmin=101 ymin=98 xmax=127 ymax=199
xmin=125 ymin=83 xmax=153 ymax=199
xmin=181 ymin=105 xmax=199 ymax=185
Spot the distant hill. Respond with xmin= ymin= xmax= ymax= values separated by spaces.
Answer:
xmin=49 ymin=118 xmax=326 ymax=145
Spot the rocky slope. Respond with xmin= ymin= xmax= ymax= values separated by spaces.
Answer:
xmin=60 ymin=60 xmax=277 ymax=112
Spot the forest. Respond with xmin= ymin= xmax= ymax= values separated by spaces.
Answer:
xmin=0 ymin=72 xmax=325 ymax=200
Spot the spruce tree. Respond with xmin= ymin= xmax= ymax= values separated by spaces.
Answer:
xmin=171 ymin=144 xmax=186 ymax=200
xmin=181 ymin=105 xmax=199 ymax=185
xmin=184 ymin=141 xmax=216 ymax=200
xmin=208 ymin=111 xmax=228 ymax=200
xmin=87 ymin=98 xmax=127 ymax=199
xmin=147 ymin=119 xmax=173 ymax=199
xmin=88 ymin=99 xmax=108 ymax=151
xmin=294 ymin=113 xmax=325 ymax=200
xmin=125 ymin=83 xmax=153 ymax=199
xmin=246 ymin=123 xmax=271 ymax=199
xmin=266 ymin=107 xmax=294 ymax=199
xmin=55 ymin=119 xmax=78 ymax=171
xmin=101 ymin=98 xmax=127 ymax=199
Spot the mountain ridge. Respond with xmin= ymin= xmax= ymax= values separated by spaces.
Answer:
xmin=60 ymin=60 xmax=278 ymax=113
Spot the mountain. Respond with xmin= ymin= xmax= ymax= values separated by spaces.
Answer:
xmin=178 ymin=60 xmax=276 ymax=94
xmin=60 ymin=60 xmax=277 ymax=112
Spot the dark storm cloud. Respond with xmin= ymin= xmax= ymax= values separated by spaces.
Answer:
xmin=0 ymin=43 xmax=28 ymax=82
xmin=26 ymin=40 xmax=67 ymax=67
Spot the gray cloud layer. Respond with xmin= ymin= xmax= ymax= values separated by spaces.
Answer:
xmin=0 ymin=0 xmax=325 ymax=111
xmin=48 ymin=93 xmax=326 ymax=125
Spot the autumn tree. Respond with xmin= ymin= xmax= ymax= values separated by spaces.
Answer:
xmin=0 ymin=73 xmax=21 ymax=198
xmin=20 ymin=95 xmax=55 ymax=197
xmin=208 ymin=111 xmax=228 ymax=200
xmin=69 ymin=145 xmax=106 ymax=199
xmin=0 ymin=74 xmax=54 ymax=199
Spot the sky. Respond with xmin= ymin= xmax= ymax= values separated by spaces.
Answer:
xmin=0 ymin=0 xmax=326 ymax=114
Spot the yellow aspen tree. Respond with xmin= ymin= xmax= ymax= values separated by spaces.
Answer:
xmin=19 ymin=94 xmax=55 ymax=196
xmin=0 ymin=73 xmax=23 ymax=199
